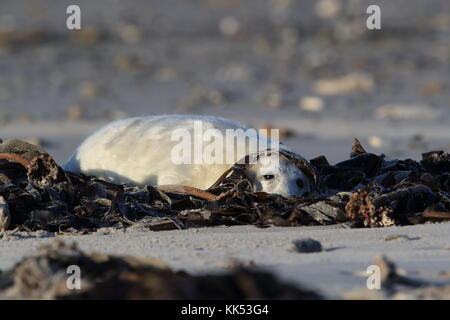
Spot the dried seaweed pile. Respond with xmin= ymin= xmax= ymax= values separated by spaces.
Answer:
xmin=0 ymin=138 xmax=450 ymax=233
xmin=0 ymin=240 xmax=321 ymax=299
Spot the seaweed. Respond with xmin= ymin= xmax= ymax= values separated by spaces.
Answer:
xmin=0 ymin=240 xmax=321 ymax=299
xmin=0 ymin=138 xmax=450 ymax=233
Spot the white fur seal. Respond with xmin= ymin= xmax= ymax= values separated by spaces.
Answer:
xmin=64 ymin=115 xmax=317 ymax=197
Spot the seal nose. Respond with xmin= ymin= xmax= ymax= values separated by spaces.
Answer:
xmin=296 ymin=178 xmax=304 ymax=189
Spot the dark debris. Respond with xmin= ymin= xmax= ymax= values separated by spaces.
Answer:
xmin=0 ymin=138 xmax=450 ymax=233
xmin=0 ymin=240 xmax=322 ymax=299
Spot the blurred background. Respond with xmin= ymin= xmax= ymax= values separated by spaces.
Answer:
xmin=0 ymin=0 xmax=448 ymax=163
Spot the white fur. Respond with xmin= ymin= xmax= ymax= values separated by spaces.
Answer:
xmin=64 ymin=115 xmax=312 ymax=197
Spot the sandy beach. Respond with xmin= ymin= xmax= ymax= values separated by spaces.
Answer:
xmin=0 ymin=0 xmax=449 ymax=299
xmin=2 ymin=223 xmax=450 ymax=299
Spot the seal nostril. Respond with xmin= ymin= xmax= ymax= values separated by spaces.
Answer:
xmin=296 ymin=179 xmax=304 ymax=189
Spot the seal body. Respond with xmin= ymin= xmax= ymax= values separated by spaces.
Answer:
xmin=64 ymin=115 xmax=313 ymax=197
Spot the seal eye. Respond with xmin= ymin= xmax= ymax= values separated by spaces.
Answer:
xmin=296 ymin=179 xmax=304 ymax=189
xmin=263 ymin=174 xmax=275 ymax=180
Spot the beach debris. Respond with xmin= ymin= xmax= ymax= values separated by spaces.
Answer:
xmin=313 ymin=73 xmax=374 ymax=95
xmin=26 ymin=154 xmax=67 ymax=187
xmin=373 ymin=255 xmax=424 ymax=291
xmin=80 ymin=82 xmax=100 ymax=99
xmin=350 ymin=137 xmax=367 ymax=157
xmin=350 ymin=255 xmax=446 ymax=299
xmin=291 ymin=238 xmax=323 ymax=253
xmin=0 ymin=138 xmax=449 ymax=233
xmin=219 ymin=16 xmax=242 ymax=38
xmin=66 ymin=105 xmax=84 ymax=120
xmin=384 ymin=234 xmax=419 ymax=241
xmin=117 ymin=24 xmax=142 ymax=44
xmin=0 ymin=240 xmax=322 ymax=299
xmin=368 ymin=136 xmax=383 ymax=148
xmin=315 ymin=0 xmax=341 ymax=19
xmin=299 ymin=96 xmax=325 ymax=113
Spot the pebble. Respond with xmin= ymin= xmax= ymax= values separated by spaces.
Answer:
xmin=80 ymin=82 xmax=99 ymax=99
xmin=299 ymin=96 xmax=324 ymax=112
xmin=117 ymin=24 xmax=142 ymax=44
xmin=368 ymin=136 xmax=383 ymax=148
xmin=66 ymin=105 xmax=84 ymax=120
xmin=219 ymin=16 xmax=241 ymax=37
xmin=291 ymin=238 xmax=323 ymax=253
xmin=316 ymin=0 xmax=341 ymax=19
xmin=314 ymin=73 xmax=374 ymax=95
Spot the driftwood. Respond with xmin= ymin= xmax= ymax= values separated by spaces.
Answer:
xmin=157 ymin=185 xmax=218 ymax=201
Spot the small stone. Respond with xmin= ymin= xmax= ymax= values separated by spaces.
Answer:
xmin=368 ymin=136 xmax=383 ymax=148
xmin=117 ymin=24 xmax=141 ymax=44
xmin=316 ymin=0 xmax=341 ymax=19
xmin=80 ymin=82 xmax=99 ymax=99
xmin=219 ymin=16 xmax=241 ymax=37
xmin=299 ymin=96 xmax=324 ymax=112
xmin=66 ymin=105 xmax=84 ymax=120
xmin=291 ymin=238 xmax=322 ymax=253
